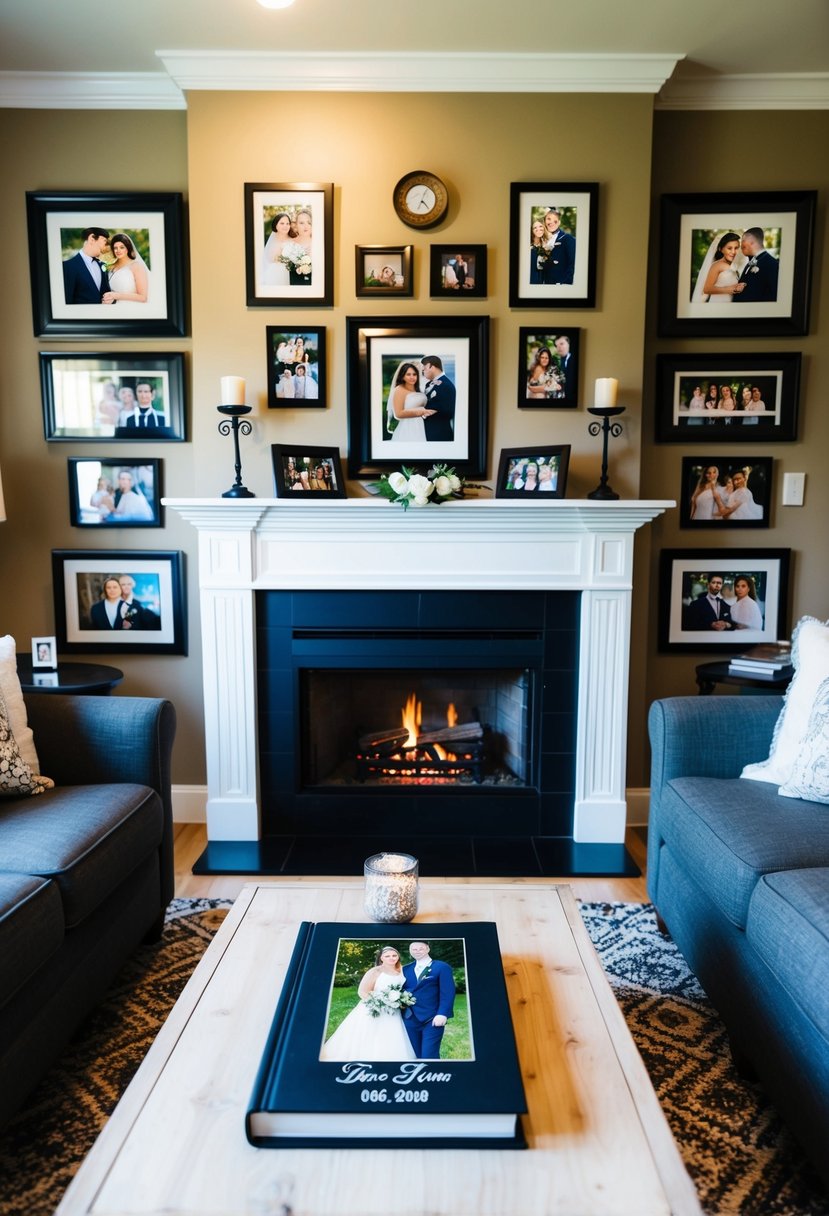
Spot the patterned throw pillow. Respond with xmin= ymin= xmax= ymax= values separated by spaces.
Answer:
xmin=779 ymin=676 xmax=829 ymax=804
xmin=0 ymin=686 xmax=54 ymax=798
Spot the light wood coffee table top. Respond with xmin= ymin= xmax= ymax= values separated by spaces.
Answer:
xmin=57 ymin=882 xmax=702 ymax=1216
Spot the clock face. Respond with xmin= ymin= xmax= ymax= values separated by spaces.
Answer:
xmin=393 ymin=171 xmax=448 ymax=229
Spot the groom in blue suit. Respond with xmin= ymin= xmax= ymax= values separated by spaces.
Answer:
xmin=402 ymin=940 xmax=456 ymax=1059
xmin=62 ymin=228 xmax=111 ymax=304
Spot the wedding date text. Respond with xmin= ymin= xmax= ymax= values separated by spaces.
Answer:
xmin=361 ymin=1088 xmax=429 ymax=1103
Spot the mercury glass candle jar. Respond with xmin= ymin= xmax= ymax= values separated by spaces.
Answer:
xmin=363 ymin=852 xmax=419 ymax=923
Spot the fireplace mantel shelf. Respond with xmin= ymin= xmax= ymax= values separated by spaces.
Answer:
xmin=167 ymin=496 xmax=673 ymax=847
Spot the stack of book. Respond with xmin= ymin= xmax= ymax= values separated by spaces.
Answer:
xmin=728 ymin=643 xmax=794 ymax=680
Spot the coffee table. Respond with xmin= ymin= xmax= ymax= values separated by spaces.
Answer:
xmin=56 ymin=883 xmax=702 ymax=1215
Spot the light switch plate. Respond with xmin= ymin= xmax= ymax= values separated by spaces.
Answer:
xmin=782 ymin=472 xmax=806 ymax=506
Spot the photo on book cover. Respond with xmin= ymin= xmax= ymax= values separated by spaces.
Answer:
xmin=320 ymin=936 xmax=471 ymax=1062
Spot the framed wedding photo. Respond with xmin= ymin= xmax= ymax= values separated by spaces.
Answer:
xmin=266 ymin=326 xmax=326 ymax=409
xmin=26 ymin=191 xmax=186 ymax=339
xmin=495 ymin=446 xmax=570 ymax=498
xmin=508 ymin=182 xmax=598 ymax=309
xmin=355 ymin=245 xmax=413 ymax=297
xmin=52 ymin=550 xmax=187 ymax=656
xmin=39 ymin=351 xmax=186 ymax=442
xmin=67 ymin=457 xmax=163 ymax=529
xmin=245 ymin=182 xmax=333 ymax=307
xmin=658 ymin=191 xmax=816 ymax=337
xmin=658 ymin=547 xmax=790 ymax=653
xmin=679 ymin=456 xmax=772 ymax=530
xmin=429 ymin=245 xmax=487 ymax=298
xmin=517 ymin=328 xmax=580 ymax=409
xmin=654 ymin=352 xmax=800 ymax=444
xmin=346 ymin=315 xmax=489 ymax=480
xmin=270 ymin=445 xmax=345 ymax=498
xmin=31 ymin=636 xmax=57 ymax=671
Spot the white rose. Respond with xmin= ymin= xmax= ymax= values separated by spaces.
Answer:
xmin=407 ymin=474 xmax=434 ymax=499
xmin=433 ymin=475 xmax=452 ymax=497
xmin=412 ymin=495 xmax=431 ymax=508
xmin=387 ymin=471 xmax=408 ymax=494
xmin=449 ymin=474 xmax=462 ymax=492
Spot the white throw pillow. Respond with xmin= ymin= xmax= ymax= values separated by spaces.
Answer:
xmin=0 ymin=684 xmax=54 ymax=797
xmin=0 ymin=635 xmax=40 ymax=773
xmin=741 ymin=616 xmax=829 ymax=787
xmin=779 ymin=676 xmax=829 ymax=803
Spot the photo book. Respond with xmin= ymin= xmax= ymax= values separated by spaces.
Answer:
xmin=246 ymin=920 xmax=527 ymax=1149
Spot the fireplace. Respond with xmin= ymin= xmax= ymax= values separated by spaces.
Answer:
xmin=257 ymin=590 xmax=578 ymax=843
xmin=165 ymin=497 xmax=672 ymax=874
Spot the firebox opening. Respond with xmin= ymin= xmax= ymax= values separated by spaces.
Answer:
xmin=301 ymin=668 xmax=532 ymax=790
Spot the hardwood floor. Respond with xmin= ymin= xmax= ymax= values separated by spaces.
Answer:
xmin=173 ymin=824 xmax=650 ymax=904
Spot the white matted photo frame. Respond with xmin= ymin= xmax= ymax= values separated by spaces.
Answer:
xmin=245 ymin=182 xmax=333 ymax=307
xmin=26 ymin=191 xmax=186 ymax=339
xmin=429 ymin=245 xmax=487 ymax=298
xmin=655 ymin=352 xmax=800 ymax=444
xmin=680 ymin=456 xmax=773 ymax=530
xmin=518 ymin=328 xmax=580 ymax=409
xmin=31 ymin=636 xmax=57 ymax=671
xmin=266 ymin=327 xmax=326 ymax=409
xmin=356 ymin=245 xmax=413 ymax=297
xmin=67 ymin=457 xmax=162 ymax=528
xmin=658 ymin=547 xmax=790 ymax=653
xmin=346 ymin=315 xmax=489 ymax=480
xmin=39 ymin=351 xmax=186 ymax=443
xmin=509 ymin=183 xmax=598 ymax=309
xmin=52 ymin=550 xmax=187 ymax=655
xmin=270 ymin=445 xmax=345 ymax=498
xmin=658 ymin=191 xmax=816 ymax=337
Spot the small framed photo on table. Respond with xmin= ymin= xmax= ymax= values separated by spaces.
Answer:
xmin=495 ymin=446 xmax=570 ymax=498
xmin=31 ymin=636 xmax=57 ymax=671
xmin=271 ymin=445 xmax=345 ymax=498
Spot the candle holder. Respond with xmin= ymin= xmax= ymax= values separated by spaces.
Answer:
xmin=217 ymin=404 xmax=255 ymax=499
xmin=586 ymin=406 xmax=625 ymax=501
xmin=364 ymin=852 xmax=419 ymax=923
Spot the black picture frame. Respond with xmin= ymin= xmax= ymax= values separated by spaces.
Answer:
xmin=245 ymin=182 xmax=333 ymax=307
xmin=25 ymin=191 xmax=186 ymax=338
xmin=655 ymin=352 xmax=800 ymax=444
xmin=266 ymin=326 xmax=326 ymax=409
xmin=679 ymin=456 xmax=773 ymax=530
xmin=39 ymin=351 xmax=186 ymax=442
xmin=67 ymin=457 xmax=163 ymax=528
xmin=517 ymin=327 xmax=580 ymax=409
xmin=658 ymin=547 xmax=790 ymax=653
xmin=346 ymin=315 xmax=489 ymax=480
xmin=429 ymin=245 xmax=487 ymax=298
xmin=270 ymin=445 xmax=345 ymax=498
xmin=355 ymin=245 xmax=413 ymax=297
xmin=508 ymin=182 xmax=598 ymax=309
xmin=52 ymin=550 xmax=187 ymax=655
xmin=495 ymin=446 xmax=570 ymax=498
xmin=658 ymin=191 xmax=817 ymax=337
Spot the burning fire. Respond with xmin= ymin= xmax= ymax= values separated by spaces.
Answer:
xmin=399 ymin=692 xmax=457 ymax=760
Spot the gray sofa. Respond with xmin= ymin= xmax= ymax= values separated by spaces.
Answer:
xmin=647 ymin=694 xmax=829 ymax=1189
xmin=0 ymin=693 xmax=176 ymax=1126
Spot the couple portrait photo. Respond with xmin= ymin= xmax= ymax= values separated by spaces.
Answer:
xmin=79 ymin=571 xmax=161 ymax=632
xmin=681 ymin=570 xmax=767 ymax=634
xmin=385 ymin=356 xmax=455 ymax=444
xmin=690 ymin=225 xmax=780 ymax=305
xmin=320 ymin=937 xmax=467 ymax=1062
xmin=61 ymin=226 xmax=151 ymax=307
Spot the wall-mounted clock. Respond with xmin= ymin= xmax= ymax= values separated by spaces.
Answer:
xmin=393 ymin=170 xmax=449 ymax=229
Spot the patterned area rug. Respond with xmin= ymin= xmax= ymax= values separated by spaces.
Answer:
xmin=0 ymin=899 xmax=826 ymax=1216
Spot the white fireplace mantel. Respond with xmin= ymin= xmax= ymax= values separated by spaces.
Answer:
xmin=166 ymin=498 xmax=673 ymax=845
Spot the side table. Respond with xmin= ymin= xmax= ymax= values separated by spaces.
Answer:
xmin=17 ymin=659 xmax=124 ymax=696
xmin=695 ymin=660 xmax=791 ymax=696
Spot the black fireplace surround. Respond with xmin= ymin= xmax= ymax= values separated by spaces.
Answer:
xmin=193 ymin=589 xmax=638 ymax=878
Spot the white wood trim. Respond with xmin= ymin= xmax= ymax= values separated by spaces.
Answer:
xmin=657 ymin=72 xmax=829 ymax=110
xmin=171 ymin=785 xmax=207 ymax=823
xmin=0 ymin=70 xmax=185 ymax=109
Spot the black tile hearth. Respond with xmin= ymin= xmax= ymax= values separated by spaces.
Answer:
xmin=192 ymin=836 xmax=640 ymax=879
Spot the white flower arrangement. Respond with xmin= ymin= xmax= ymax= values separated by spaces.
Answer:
xmin=363 ymin=982 xmax=417 ymax=1018
xmin=371 ymin=463 xmax=474 ymax=510
xmin=279 ymin=241 xmax=312 ymax=278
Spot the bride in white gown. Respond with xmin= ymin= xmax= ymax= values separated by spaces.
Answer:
xmin=102 ymin=233 xmax=149 ymax=303
xmin=387 ymin=362 xmax=435 ymax=442
xmin=261 ymin=212 xmax=295 ymax=286
xmin=691 ymin=231 xmax=746 ymax=304
xmin=320 ymin=947 xmax=416 ymax=1061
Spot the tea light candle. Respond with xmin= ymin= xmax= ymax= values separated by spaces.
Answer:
xmin=364 ymin=852 xmax=419 ymax=923
xmin=594 ymin=377 xmax=619 ymax=408
xmin=220 ymin=375 xmax=246 ymax=406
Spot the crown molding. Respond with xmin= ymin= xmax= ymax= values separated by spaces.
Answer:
xmin=657 ymin=72 xmax=829 ymax=110
xmin=0 ymin=70 xmax=185 ymax=110
xmin=156 ymin=50 xmax=682 ymax=94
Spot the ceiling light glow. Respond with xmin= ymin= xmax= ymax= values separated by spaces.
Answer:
xmin=257 ymin=0 xmax=295 ymax=8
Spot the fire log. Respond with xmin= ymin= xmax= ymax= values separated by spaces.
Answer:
xmin=417 ymin=721 xmax=484 ymax=745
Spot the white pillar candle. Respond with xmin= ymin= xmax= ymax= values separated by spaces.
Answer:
xmin=220 ymin=376 xmax=246 ymax=405
xmin=594 ymin=378 xmax=619 ymax=408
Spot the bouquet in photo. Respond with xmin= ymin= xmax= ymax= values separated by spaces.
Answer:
xmin=363 ymin=983 xmax=417 ymax=1018
xmin=371 ymin=463 xmax=477 ymax=510
xmin=279 ymin=241 xmax=312 ymax=278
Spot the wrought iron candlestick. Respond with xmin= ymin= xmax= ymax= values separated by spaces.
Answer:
xmin=586 ymin=405 xmax=625 ymax=501
xmin=217 ymin=404 xmax=255 ymax=498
